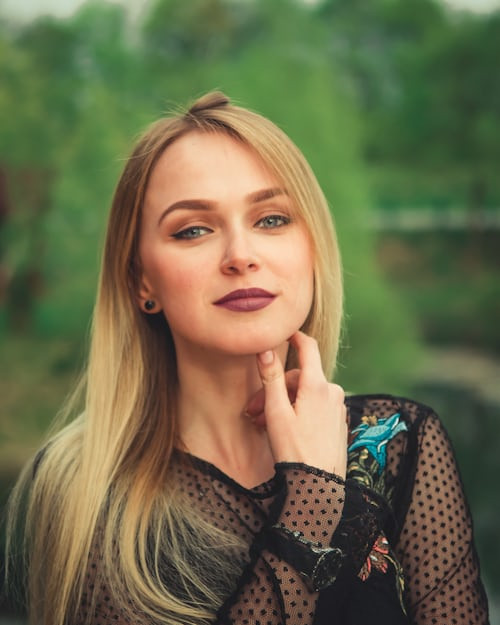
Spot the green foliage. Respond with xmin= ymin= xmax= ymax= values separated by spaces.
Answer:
xmin=379 ymin=230 xmax=500 ymax=352
xmin=318 ymin=0 xmax=500 ymax=215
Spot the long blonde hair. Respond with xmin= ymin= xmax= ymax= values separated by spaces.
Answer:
xmin=6 ymin=91 xmax=342 ymax=625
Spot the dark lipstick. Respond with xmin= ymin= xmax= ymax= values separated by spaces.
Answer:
xmin=213 ymin=288 xmax=275 ymax=312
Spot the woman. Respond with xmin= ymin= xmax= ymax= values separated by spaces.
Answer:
xmin=7 ymin=91 xmax=489 ymax=625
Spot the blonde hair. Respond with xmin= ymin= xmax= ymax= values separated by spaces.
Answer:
xmin=6 ymin=91 xmax=342 ymax=625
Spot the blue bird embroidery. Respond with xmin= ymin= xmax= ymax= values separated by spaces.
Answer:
xmin=348 ymin=413 xmax=407 ymax=470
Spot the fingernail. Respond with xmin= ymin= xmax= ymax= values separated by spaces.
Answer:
xmin=258 ymin=350 xmax=274 ymax=365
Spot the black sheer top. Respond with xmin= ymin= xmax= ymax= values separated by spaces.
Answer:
xmin=80 ymin=395 xmax=489 ymax=624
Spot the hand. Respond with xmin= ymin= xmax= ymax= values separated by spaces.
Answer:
xmin=249 ymin=331 xmax=347 ymax=478
xmin=245 ymin=369 xmax=300 ymax=428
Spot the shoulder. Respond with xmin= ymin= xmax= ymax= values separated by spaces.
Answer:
xmin=344 ymin=394 xmax=451 ymax=508
xmin=345 ymin=392 xmax=438 ymax=432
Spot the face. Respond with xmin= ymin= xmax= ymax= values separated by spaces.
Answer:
xmin=138 ymin=131 xmax=314 ymax=362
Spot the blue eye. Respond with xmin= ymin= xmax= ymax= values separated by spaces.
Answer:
xmin=256 ymin=215 xmax=291 ymax=229
xmin=172 ymin=226 xmax=212 ymax=240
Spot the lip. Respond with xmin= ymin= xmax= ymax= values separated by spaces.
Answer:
xmin=213 ymin=288 xmax=276 ymax=312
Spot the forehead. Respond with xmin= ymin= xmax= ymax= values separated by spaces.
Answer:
xmin=147 ymin=131 xmax=281 ymax=197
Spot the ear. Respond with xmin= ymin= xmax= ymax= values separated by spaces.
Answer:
xmin=137 ymin=275 xmax=161 ymax=314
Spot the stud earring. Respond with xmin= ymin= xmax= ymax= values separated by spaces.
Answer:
xmin=144 ymin=300 xmax=155 ymax=312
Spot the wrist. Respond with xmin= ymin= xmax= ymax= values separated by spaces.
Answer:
xmin=274 ymin=462 xmax=346 ymax=485
xmin=259 ymin=523 xmax=344 ymax=592
xmin=273 ymin=462 xmax=346 ymax=546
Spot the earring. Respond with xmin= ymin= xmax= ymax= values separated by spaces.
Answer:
xmin=144 ymin=300 xmax=155 ymax=311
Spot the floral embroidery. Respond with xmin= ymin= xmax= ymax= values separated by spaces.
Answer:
xmin=347 ymin=446 xmax=386 ymax=494
xmin=358 ymin=533 xmax=406 ymax=613
xmin=358 ymin=533 xmax=390 ymax=579
xmin=347 ymin=412 xmax=408 ymax=614
xmin=348 ymin=413 xmax=407 ymax=473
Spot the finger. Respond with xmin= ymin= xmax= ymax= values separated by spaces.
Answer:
xmin=244 ymin=408 xmax=267 ymax=428
xmin=245 ymin=369 xmax=300 ymax=428
xmin=288 ymin=331 xmax=326 ymax=386
xmin=256 ymin=350 xmax=294 ymax=421
xmin=245 ymin=369 xmax=301 ymax=418
xmin=328 ymin=382 xmax=346 ymax=406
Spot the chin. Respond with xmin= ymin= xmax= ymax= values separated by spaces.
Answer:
xmin=221 ymin=328 xmax=295 ymax=357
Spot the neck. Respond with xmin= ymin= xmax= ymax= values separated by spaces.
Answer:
xmin=175 ymin=345 xmax=287 ymax=487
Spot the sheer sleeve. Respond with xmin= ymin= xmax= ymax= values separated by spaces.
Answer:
xmin=346 ymin=394 xmax=490 ymax=625
xmin=393 ymin=407 xmax=489 ymax=624
xmin=216 ymin=463 xmax=390 ymax=625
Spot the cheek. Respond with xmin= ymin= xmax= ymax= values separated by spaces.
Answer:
xmin=297 ymin=248 xmax=315 ymax=313
xmin=291 ymin=238 xmax=314 ymax=287
xmin=154 ymin=267 xmax=201 ymax=331
xmin=145 ymin=252 xmax=200 ymax=294
xmin=298 ymin=269 xmax=315 ymax=314
xmin=276 ymin=236 xmax=314 ymax=316
xmin=147 ymin=256 xmax=210 ymax=325
xmin=165 ymin=268 xmax=200 ymax=294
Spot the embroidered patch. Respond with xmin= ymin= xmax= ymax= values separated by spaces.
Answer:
xmin=348 ymin=413 xmax=407 ymax=471
xmin=358 ymin=533 xmax=406 ymax=614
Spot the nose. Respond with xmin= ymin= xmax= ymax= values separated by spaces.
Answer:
xmin=220 ymin=230 xmax=260 ymax=275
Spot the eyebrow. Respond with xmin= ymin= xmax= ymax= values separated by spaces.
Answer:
xmin=247 ymin=187 xmax=287 ymax=204
xmin=157 ymin=187 xmax=287 ymax=226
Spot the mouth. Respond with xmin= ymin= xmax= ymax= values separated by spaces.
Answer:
xmin=213 ymin=288 xmax=276 ymax=312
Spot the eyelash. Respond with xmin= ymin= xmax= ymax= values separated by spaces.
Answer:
xmin=172 ymin=226 xmax=212 ymax=240
xmin=256 ymin=214 xmax=291 ymax=229
xmin=171 ymin=214 xmax=291 ymax=240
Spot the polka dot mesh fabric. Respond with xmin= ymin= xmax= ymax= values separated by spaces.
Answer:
xmin=77 ymin=395 xmax=489 ymax=624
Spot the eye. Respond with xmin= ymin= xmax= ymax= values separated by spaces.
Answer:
xmin=256 ymin=214 xmax=291 ymax=229
xmin=171 ymin=225 xmax=212 ymax=240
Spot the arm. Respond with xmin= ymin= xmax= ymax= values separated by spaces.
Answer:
xmin=216 ymin=464 xmax=388 ymax=625
xmin=216 ymin=334 xmax=390 ymax=624
xmin=395 ymin=410 xmax=489 ymax=625
xmin=215 ymin=463 xmax=346 ymax=624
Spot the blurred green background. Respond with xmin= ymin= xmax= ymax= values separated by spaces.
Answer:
xmin=1 ymin=0 xmax=499 ymax=620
